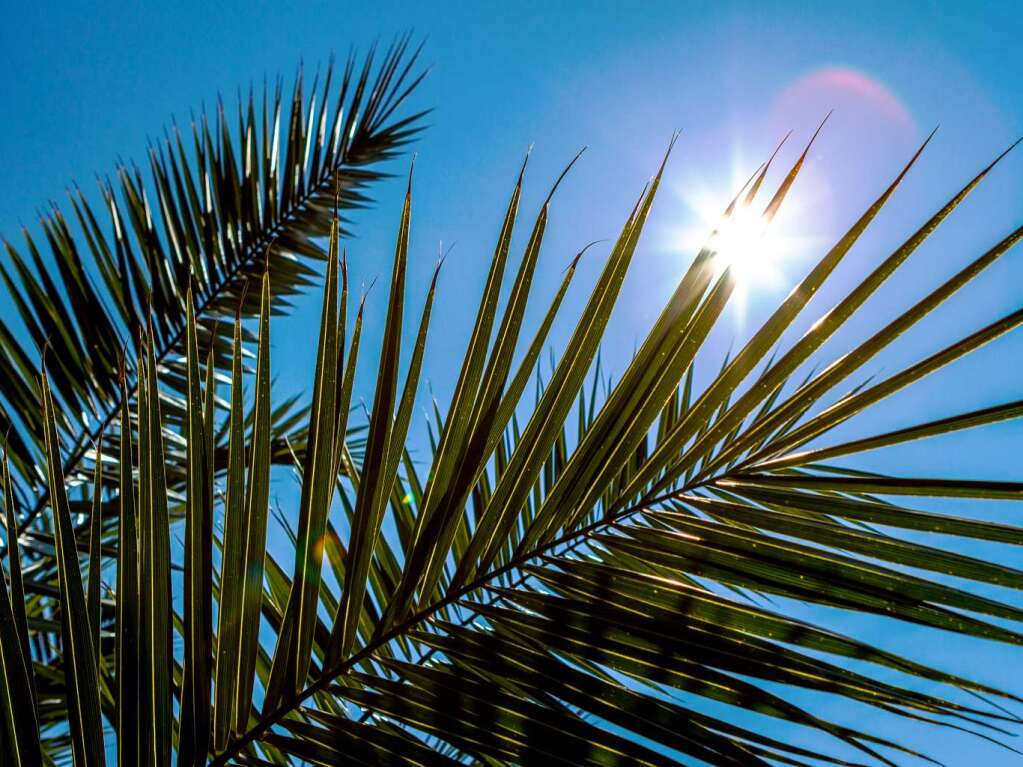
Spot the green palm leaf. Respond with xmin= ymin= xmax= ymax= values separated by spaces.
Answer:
xmin=0 ymin=37 xmax=425 ymax=547
xmin=41 ymin=370 xmax=105 ymax=765
xmin=5 ymin=91 xmax=1023 ymax=766
xmin=0 ymin=450 xmax=42 ymax=766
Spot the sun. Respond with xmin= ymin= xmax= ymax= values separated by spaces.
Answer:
xmin=706 ymin=201 xmax=778 ymax=284
xmin=662 ymin=152 xmax=823 ymax=323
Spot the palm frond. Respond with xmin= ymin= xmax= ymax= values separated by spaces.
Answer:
xmin=0 ymin=37 xmax=426 ymax=544
xmin=4 ymin=114 xmax=1023 ymax=767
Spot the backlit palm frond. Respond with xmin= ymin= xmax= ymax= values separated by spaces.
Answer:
xmin=4 ymin=119 xmax=1023 ymax=767
xmin=0 ymin=36 xmax=425 ymax=544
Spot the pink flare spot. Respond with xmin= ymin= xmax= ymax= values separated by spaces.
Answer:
xmin=777 ymin=67 xmax=914 ymax=133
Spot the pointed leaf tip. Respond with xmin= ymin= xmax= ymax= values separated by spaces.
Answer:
xmin=568 ymin=239 xmax=605 ymax=271
xmin=751 ymin=130 xmax=793 ymax=199
xmin=518 ymin=146 xmax=533 ymax=184
xmin=979 ymin=134 xmax=1023 ymax=175
xmin=544 ymin=147 xmax=587 ymax=205
xmin=652 ymin=134 xmax=679 ymax=181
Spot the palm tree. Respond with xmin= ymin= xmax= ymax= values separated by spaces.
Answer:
xmin=2 ymin=41 xmax=1023 ymax=766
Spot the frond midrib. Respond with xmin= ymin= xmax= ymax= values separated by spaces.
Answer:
xmin=208 ymin=480 xmax=688 ymax=765
xmin=17 ymin=135 xmax=400 ymax=540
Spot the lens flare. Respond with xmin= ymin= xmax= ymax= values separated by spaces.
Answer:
xmin=776 ymin=67 xmax=913 ymax=133
xmin=707 ymin=202 xmax=774 ymax=283
xmin=663 ymin=153 xmax=822 ymax=324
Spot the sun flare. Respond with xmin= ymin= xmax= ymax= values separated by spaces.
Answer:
xmin=664 ymin=156 xmax=824 ymax=323
xmin=706 ymin=202 xmax=776 ymax=283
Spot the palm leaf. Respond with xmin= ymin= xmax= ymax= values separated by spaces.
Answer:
xmin=0 ymin=450 xmax=42 ymax=766
xmin=0 ymin=38 xmax=426 ymax=546
xmin=179 ymin=290 xmax=214 ymax=766
xmin=0 ymin=37 xmax=425 ymax=756
xmin=6 ymin=113 xmax=1023 ymax=767
xmin=115 ymin=365 xmax=141 ymax=767
xmin=41 ymin=370 xmax=105 ymax=765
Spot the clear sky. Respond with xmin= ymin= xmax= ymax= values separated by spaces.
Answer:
xmin=3 ymin=2 xmax=1023 ymax=763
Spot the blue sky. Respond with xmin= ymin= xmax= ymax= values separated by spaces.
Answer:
xmin=3 ymin=1 xmax=1023 ymax=763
